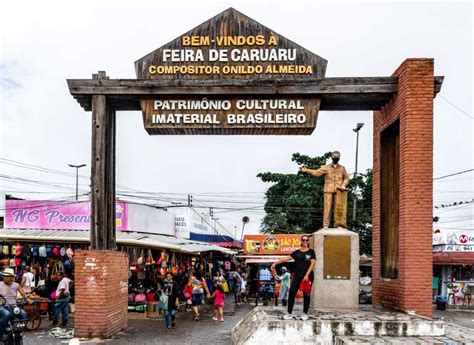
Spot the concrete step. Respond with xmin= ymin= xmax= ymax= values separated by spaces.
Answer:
xmin=231 ymin=307 xmax=446 ymax=345
xmin=335 ymin=335 xmax=460 ymax=344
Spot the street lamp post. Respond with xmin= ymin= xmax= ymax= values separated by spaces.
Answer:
xmin=352 ymin=123 xmax=364 ymax=223
xmin=68 ymin=163 xmax=86 ymax=200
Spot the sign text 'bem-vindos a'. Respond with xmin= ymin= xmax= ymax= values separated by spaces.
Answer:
xmin=135 ymin=8 xmax=327 ymax=135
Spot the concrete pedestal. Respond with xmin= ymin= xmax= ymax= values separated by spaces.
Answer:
xmin=311 ymin=228 xmax=359 ymax=310
xmin=74 ymin=250 xmax=129 ymax=338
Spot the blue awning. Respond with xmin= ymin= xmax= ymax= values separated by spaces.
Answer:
xmin=189 ymin=232 xmax=234 ymax=243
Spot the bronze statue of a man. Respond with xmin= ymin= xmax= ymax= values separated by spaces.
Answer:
xmin=299 ymin=151 xmax=350 ymax=229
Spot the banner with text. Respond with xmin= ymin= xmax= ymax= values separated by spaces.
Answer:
xmin=5 ymin=200 xmax=128 ymax=231
xmin=141 ymin=96 xmax=319 ymax=135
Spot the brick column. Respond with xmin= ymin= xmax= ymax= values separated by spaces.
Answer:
xmin=74 ymin=250 xmax=129 ymax=338
xmin=372 ymin=59 xmax=434 ymax=317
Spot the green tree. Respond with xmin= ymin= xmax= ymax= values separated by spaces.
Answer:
xmin=257 ymin=152 xmax=373 ymax=255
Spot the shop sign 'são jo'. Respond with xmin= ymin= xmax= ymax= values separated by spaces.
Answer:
xmin=243 ymin=234 xmax=309 ymax=255
xmin=135 ymin=8 xmax=327 ymax=135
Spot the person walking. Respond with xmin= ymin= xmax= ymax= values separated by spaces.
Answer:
xmin=52 ymin=272 xmax=73 ymax=326
xmin=271 ymin=235 xmax=316 ymax=321
xmin=274 ymin=267 xmax=291 ymax=306
xmin=189 ymin=271 xmax=209 ymax=321
xmin=227 ymin=268 xmax=235 ymax=296
xmin=207 ymin=284 xmax=225 ymax=322
xmin=163 ymin=273 xmax=179 ymax=331
xmin=213 ymin=270 xmax=226 ymax=287
xmin=233 ymin=268 xmax=243 ymax=304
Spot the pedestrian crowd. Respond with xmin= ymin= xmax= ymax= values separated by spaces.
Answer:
xmin=150 ymin=261 xmax=250 ymax=331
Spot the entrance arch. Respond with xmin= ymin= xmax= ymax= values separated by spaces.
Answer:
xmin=67 ymin=7 xmax=443 ymax=337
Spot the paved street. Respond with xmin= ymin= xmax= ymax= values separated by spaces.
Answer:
xmin=433 ymin=309 xmax=474 ymax=329
xmin=24 ymin=296 xmax=254 ymax=345
xmin=22 ymin=301 xmax=474 ymax=344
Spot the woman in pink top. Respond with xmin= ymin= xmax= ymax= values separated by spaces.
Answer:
xmin=208 ymin=284 xmax=225 ymax=322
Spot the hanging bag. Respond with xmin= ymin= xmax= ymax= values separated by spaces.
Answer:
xmin=129 ymin=248 xmax=137 ymax=271
xmin=158 ymin=292 xmax=168 ymax=311
xmin=46 ymin=245 xmax=53 ymax=258
xmin=145 ymin=249 xmax=154 ymax=266
xmin=15 ymin=243 xmax=23 ymax=257
xmin=137 ymin=249 xmax=144 ymax=266
xmin=52 ymin=245 xmax=60 ymax=257
xmin=135 ymin=293 xmax=146 ymax=303
xmin=39 ymin=245 xmax=47 ymax=258
xmin=66 ymin=246 xmax=74 ymax=259
xmin=222 ymin=281 xmax=230 ymax=293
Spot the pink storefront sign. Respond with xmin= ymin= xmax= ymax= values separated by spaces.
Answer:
xmin=5 ymin=200 xmax=128 ymax=231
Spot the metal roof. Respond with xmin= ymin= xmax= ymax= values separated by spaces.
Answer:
xmin=0 ymin=228 xmax=236 ymax=254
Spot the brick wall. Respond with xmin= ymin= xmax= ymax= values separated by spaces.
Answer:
xmin=74 ymin=250 xmax=129 ymax=338
xmin=372 ymin=59 xmax=434 ymax=317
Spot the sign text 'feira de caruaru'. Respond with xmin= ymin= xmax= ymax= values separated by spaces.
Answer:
xmin=135 ymin=8 xmax=327 ymax=135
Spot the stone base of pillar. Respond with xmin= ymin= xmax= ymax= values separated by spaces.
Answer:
xmin=311 ymin=228 xmax=359 ymax=310
xmin=74 ymin=250 xmax=129 ymax=338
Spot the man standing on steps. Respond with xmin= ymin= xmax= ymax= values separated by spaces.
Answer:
xmin=299 ymin=151 xmax=350 ymax=229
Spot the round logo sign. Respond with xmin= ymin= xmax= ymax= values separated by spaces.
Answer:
xmin=459 ymin=234 xmax=468 ymax=244
xmin=263 ymin=236 xmax=280 ymax=254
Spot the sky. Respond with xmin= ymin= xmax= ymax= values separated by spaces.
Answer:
xmin=0 ymin=0 xmax=473 ymax=237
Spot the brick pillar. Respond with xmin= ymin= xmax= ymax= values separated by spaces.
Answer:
xmin=74 ymin=250 xmax=129 ymax=338
xmin=372 ymin=59 xmax=434 ymax=317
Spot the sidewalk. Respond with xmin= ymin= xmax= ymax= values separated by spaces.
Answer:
xmin=24 ymin=295 xmax=253 ymax=345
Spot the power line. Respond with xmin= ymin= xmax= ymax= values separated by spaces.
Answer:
xmin=439 ymin=95 xmax=474 ymax=120
xmin=434 ymin=169 xmax=474 ymax=180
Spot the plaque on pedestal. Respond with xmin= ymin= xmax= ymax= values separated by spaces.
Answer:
xmin=323 ymin=235 xmax=350 ymax=280
xmin=311 ymin=228 xmax=359 ymax=310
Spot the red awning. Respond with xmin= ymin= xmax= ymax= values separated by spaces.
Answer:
xmin=211 ymin=241 xmax=243 ymax=249
xmin=433 ymin=252 xmax=474 ymax=265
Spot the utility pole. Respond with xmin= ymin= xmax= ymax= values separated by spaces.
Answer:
xmin=352 ymin=123 xmax=364 ymax=223
xmin=212 ymin=217 xmax=219 ymax=235
xmin=68 ymin=163 xmax=86 ymax=200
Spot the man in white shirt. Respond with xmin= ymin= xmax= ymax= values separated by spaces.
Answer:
xmin=52 ymin=272 xmax=73 ymax=326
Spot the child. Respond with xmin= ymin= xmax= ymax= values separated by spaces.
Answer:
xmin=183 ymin=282 xmax=193 ymax=311
xmin=208 ymin=284 xmax=225 ymax=322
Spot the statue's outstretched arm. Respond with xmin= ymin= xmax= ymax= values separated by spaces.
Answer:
xmin=303 ymin=166 xmax=328 ymax=177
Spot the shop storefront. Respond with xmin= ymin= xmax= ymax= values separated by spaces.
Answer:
xmin=433 ymin=229 xmax=474 ymax=309
xmin=171 ymin=207 xmax=243 ymax=249
xmin=0 ymin=199 xmax=236 ymax=317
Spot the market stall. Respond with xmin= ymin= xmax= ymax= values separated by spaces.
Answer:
xmin=433 ymin=229 xmax=474 ymax=309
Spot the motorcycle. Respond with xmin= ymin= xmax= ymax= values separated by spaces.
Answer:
xmin=0 ymin=295 xmax=27 ymax=345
